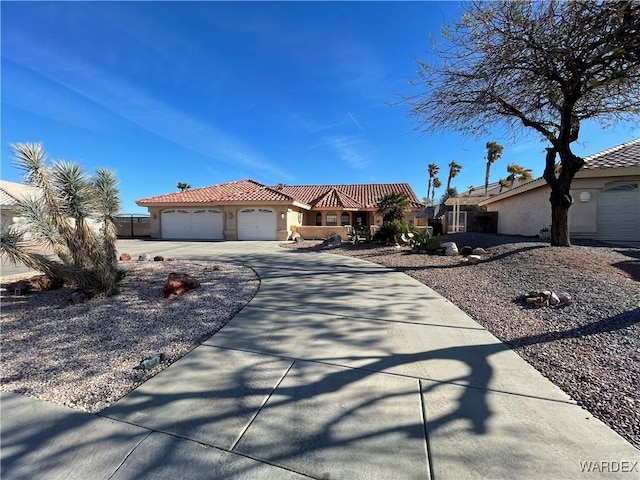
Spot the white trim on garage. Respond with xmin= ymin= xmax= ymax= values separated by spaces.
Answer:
xmin=237 ymin=208 xmax=277 ymax=240
xmin=161 ymin=208 xmax=223 ymax=240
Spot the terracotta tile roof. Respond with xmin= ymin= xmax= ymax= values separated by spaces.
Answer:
xmin=136 ymin=179 xmax=269 ymax=205
xmin=279 ymin=183 xmax=423 ymax=209
xmin=310 ymin=188 xmax=363 ymax=209
xmin=583 ymin=138 xmax=640 ymax=169
xmin=137 ymin=179 xmax=423 ymax=210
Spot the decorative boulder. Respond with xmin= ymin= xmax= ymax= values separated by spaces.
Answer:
xmin=558 ymin=292 xmax=573 ymax=305
xmin=472 ymin=247 xmax=487 ymax=255
xmin=154 ymin=255 xmax=164 ymax=261
xmin=119 ymin=253 xmax=132 ymax=261
xmin=460 ymin=246 xmax=473 ymax=256
xmin=321 ymin=234 xmax=342 ymax=249
xmin=139 ymin=254 xmax=152 ymax=261
xmin=163 ymin=273 xmax=201 ymax=298
xmin=467 ymin=255 xmax=482 ymax=265
xmin=7 ymin=275 xmax=64 ymax=294
xmin=440 ymin=242 xmax=459 ymax=256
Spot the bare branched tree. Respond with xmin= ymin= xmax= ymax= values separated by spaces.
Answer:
xmin=407 ymin=1 xmax=640 ymax=246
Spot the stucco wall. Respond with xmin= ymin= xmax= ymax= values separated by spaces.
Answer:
xmin=483 ymin=175 xmax=639 ymax=239
xmin=485 ymin=186 xmax=552 ymax=237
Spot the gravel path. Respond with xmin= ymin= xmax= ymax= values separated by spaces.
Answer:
xmin=282 ymin=233 xmax=640 ymax=449
xmin=1 ymin=260 xmax=259 ymax=413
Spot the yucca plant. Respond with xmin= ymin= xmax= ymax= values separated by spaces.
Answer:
xmin=0 ymin=143 xmax=125 ymax=297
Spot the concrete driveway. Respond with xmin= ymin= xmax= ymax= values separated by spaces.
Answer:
xmin=2 ymin=239 xmax=638 ymax=479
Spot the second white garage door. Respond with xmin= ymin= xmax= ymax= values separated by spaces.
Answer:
xmin=596 ymin=184 xmax=640 ymax=241
xmin=237 ymin=208 xmax=277 ymax=240
xmin=161 ymin=209 xmax=223 ymax=240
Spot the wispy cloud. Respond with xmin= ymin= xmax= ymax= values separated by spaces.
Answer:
xmin=3 ymin=30 xmax=293 ymax=182
xmin=347 ymin=112 xmax=363 ymax=131
xmin=324 ymin=134 xmax=369 ymax=170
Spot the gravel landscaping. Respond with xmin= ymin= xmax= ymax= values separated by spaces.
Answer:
xmin=1 ymin=260 xmax=259 ymax=413
xmin=282 ymin=233 xmax=640 ymax=449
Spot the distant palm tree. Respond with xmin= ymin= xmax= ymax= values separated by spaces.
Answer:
xmin=376 ymin=192 xmax=409 ymax=223
xmin=426 ymin=163 xmax=439 ymax=202
xmin=276 ymin=183 xmax=287 ymax=190
xmin=484 ymin=141 xmax=504 ymax=196
xmin=498 ymin=163 xmax=533 ymax=192
xmin=432 ymin=177 xmax=442 ymax=203
xmin=442 ymin=187 xmax=459 ymax=202
xmin=177 ymin=182 xmax=191 ymax=191
xmin=446 ymin=161 xmax=462 ymax=191
xmin=467 ymin=185 xmax=476 ymax=196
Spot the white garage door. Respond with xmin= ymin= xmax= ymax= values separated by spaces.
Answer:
xmin=238 ymin=208 xmax=277 ymax=240
xmin=596 ymin=184 xmax=640 ymax=241
xmin=161 ymin=209 xmax=223 ymax=240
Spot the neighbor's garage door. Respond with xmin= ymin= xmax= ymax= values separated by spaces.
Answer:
xmin=237 ymin=208 xmax=277 ymax=240
xmin=596 ymin=184 xmax=640 ymax=241
xmin=161 ymin=209 xmax=223 ymax=240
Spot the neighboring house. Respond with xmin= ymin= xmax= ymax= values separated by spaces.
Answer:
xmin=0 ymin=180 xmax=41 ymax=234
xmin=477 ymin=138 xmax=640 ymax=241
xmin=445 ymin=179 xmax=531 ymax=208
xmin=136 ymin=179 xmax=425 ymax=241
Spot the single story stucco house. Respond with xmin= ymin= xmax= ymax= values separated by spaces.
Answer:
xmin=477 ymin=138 xmax=640 ymax=241
xmin=136 ymin=180 xmax=425 ymax=241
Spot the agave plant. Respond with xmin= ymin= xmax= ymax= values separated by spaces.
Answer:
xmin=0 ymin=143 xmax=125 ymax=297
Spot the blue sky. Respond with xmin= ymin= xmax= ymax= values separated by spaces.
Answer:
xmin=2 ymin=1 xmax=638 ymax=214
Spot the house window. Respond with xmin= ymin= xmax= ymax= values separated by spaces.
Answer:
xmin=315 ymin=212 xmax=322 ymax=226
xmin=341 ymin=212 xmax=350 ymax=226
xmin=326 ymin=212 xmax=338 ymax=226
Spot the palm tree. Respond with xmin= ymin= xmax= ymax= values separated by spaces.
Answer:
xmin=484 ymin=141 xmax=504 ymax=196
xmin=0 ymin=143 xmax=124 ymax=297
xmin=443 ymin=187 xmax=459 ymax=202
xmin=375 ymin=192 xmax=409 ymax=223
xmin=431 ymin=177 xmax=442 ymax=203
xmin=426 ymin=163 xmax=439 ymax=202
xmin=446 ymin=161 xmax=462 ymax=191
xmin=177 ymin=182 xmax=191 ymax=191
xmin=498 ymin=163 xmax=534 ymax=192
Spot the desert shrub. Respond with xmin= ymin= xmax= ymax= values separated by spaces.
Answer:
xmin=0 ymin=143 xmax=125 ymax=297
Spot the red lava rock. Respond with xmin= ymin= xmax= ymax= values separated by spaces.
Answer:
xmin=6 ymin=275 xmax=65 ymax=294
xmin=119 ymin=253 xmax=132 ymax=261
xmin=162 ymin=273 xmax=201 ymax=298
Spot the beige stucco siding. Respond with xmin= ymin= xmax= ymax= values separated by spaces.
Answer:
xmin=485 ymin=186 xmax=552 ymax=236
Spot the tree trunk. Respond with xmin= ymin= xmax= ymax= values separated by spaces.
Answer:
xmin=549 ymin=189 xmax=572 ymax=246
xmin=543 ymin=146 xmax=584 ymax=247
xmin=484 ymin=162 xmax=490 ymax=196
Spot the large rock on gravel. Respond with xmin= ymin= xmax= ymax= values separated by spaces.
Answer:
xmin=441 ymin=242 xmax=459 ymax=256
xmin=472 ymin=247 xmax=487 ymax=255
xmin=7 ymin=275 xmax=64 ymax=294
xmin=460 ymin=245 xmax=473 ymax=255
xmin=321 ymin=234 xmax=342 ymax=249
xmin=119 ymin=253 xmax=132 ymax=261
xmin=163 ymin=273 xmax=201 ymax=299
